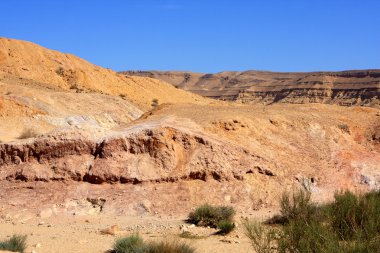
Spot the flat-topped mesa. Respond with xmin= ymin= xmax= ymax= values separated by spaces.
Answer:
xmin=121 ymin=70 xmax=380 ymax=107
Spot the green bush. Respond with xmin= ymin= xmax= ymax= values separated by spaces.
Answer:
xmin=187 ymin=204 xmax=235 ymax=228
xmin=245 ymin=189 xmax=380 ymax=253
xmin=144 ymin=241 xmax=195 ymax=253
xmin=244 ymin=220 xmax=277 ymax=253
xmin=113 ymin=234 xmax=196 ymax=253
xmin=329 ymin=190 xmax=380 ymax=241
xmin=277 ymin=219 xmax=340 ymax=253
xmin=0 ymin=235 xmax=27 ymax=253
xmin=217 ymin=220 xmax=235 ymax=235
xmin=279 ymin=189 xmax=317 ymax=223
xmin=113 ymin=234 xmax=145 ymax=253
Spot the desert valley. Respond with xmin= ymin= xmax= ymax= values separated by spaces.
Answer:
xmin=0 ymin=38 xmax=379 ymax=253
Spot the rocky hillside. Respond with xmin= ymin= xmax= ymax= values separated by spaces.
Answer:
xmin=0 ymin=38 xmax=379 ymax=219
xmin=1 ymin=103 xmax=379 ymax=216
xmin=0 ymin=38 xmax=209 ymax=111
xmin=0 ymin=38 xmax=211 ymax=141
xmin=122 ymin=70 xmax=380 ymax=107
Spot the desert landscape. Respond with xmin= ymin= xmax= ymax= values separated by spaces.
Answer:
xmin=0 ymin=37 xmax=379 ymax=252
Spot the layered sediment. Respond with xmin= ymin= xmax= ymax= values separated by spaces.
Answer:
xmin=122 ymin=70 xmax=380 ymax=107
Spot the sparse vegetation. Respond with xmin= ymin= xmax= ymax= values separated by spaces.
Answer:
xmin=18 ymin=128 xmax=39 ymax=139
xmin=113 ymin=234 xmax=144 ymax=253
xmin=70 ymin=83 xmax=79 ymax=90
xmin=244 ymin=189 xmax=380 ymax=253
xmin=188 ymin=204 xmax=235 ymax=228
xmin=217 ymin=220 xmax=235 ymax=235
xmin=144 ymin=241 xmax=195 ymax=253
xmin=184 ymin=73 xmax=191 ymax=82
xmin=179 ymin=231 xmax=206 ymax=240
xmin=113 ymin=234 xmax=196 ymax=253
xmin=151 ymin=98 xmax=159 ymax=107
xmin=55 ymin=66 xmax=65 ymax=76
xmin=188 ymin=204 xmax=235 ymax=234
xmin=330 ymin=190 xmax=380 ymax=241
xmin=338 ymin=123 xmax=350 ymax=134
xmin=244 ymin=220 xmax=277 ymax=253
xmin=0 ymin=235 xmax=27 ymax=253
xmin=279 ymin=188 xmax=317 ymax=224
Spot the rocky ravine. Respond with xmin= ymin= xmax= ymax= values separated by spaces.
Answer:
xmin=122 ymin=70 xmax=380 ymax=107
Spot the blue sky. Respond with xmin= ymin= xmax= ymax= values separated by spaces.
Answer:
xmin=1 ymin=0 xmax=379 ymax=73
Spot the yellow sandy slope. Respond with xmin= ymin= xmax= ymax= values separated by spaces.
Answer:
xmin=0 ymin=38 xmax=210 ymax=110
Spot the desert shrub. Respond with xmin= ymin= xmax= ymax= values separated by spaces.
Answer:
xmin=279 ymin=189 xmax=317 ymax=224
xmin=151 ymin=98 xmax=159 ymax=107
xmin=113 ymin=234 xmax=196 ymax=253
xmin=217 ymin=220 xmax=235 ymax=235
xmin=338 ymin=124 xmax=350 ymax=134
xmin=244 ymin=220 xmax=277 ymax=253
xmin=113 ymin=234 xmax=145 ymax=253
xmin=329 ymin=191 xmax=360 ymax=240
xmin=55 ymin=66 xmax=65 ymax=76
xmin=277 ymin=219 xmax=340 ymax=253
xmin=248 ymin=189 xmax=380 ymax=253
xmin=276 ymin=190 xmax=340 ymax=252
xmin=0 ymin=235 xmax=27 ymax=253
xmin=187 ymin=204 xmax=235 ymax=228
xmin=329 ymin=190 xmax=380 ymax=241
xmin=144 ymin=241 xmax=195 ymax=253
xmin=18 ymin=128 xmax=39 ymax=139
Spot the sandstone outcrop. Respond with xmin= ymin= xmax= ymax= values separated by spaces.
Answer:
xmin=0 ymin=122 xmax=271 ymax=184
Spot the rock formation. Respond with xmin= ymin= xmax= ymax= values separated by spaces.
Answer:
xmin=0 ymin=38 xmax=379 ymax=217
xmin=122 ymin=70 xmax=380 ymax=107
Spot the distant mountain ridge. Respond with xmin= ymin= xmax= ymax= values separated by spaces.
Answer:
xmin=121 ymin=70 xmax=380 ymax=107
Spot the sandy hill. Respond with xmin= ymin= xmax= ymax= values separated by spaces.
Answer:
xmin=0 ymin=38 xmax=209 ymax=111
xmin=122 ymin=70 xmax=380 ymax=107
xmin=0 ymin=38 xmax=211 ymax=141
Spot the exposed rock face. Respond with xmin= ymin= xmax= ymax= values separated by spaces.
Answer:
xmin=122 ymin=70 xmax=380 ymax=107
xmin=0 ymin=125 xmax=269 ymax=184
xmin=0 ymin=103 xmax=379 ymax=216
xmin=0 ymin=38 xmax=379 ymax=218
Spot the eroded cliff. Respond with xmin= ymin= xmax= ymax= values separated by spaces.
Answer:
xmin=122 ymin=70 xmax=380 ymax=107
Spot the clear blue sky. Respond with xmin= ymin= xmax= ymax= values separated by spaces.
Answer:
xmin=1 ymin=0 xmax=379 ymax=73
